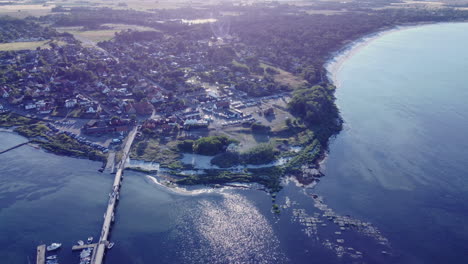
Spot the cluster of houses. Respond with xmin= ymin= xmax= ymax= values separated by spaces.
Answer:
xmin=0 ymin=25 xmax=289 ymax=140
xmin=83 ymin=118 xmax=135 ymax=135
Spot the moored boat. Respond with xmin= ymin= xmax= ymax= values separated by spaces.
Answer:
xmin=87 ymin=236 xmax=93 ymax=244
xmin=46 ymin=243 xmax=61 ymax=251
xmin=107 ymin=242 xmax=114 ymax=249
xmin=46 ymin=255 xmax=57 ymax=260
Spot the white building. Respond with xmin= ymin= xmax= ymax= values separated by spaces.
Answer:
xmin=25 ymin=103 xmax=36 ymax=110
xmin=65 ymin=99 xmax=77 ymax=108
xmin=86 ymin=106 xmax=96 ymax=113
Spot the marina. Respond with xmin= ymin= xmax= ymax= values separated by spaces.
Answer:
xmin=91 ymin=127 xmax=137 ymax=264
xmin=34 ymin=127 xmax=137 ymax=264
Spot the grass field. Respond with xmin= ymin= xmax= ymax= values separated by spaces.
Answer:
xmin=304 ymin=10 xmax=347 ymax=15
xmin=0 ymin=3 xmax=55 ymax=18
xmin=260 ymin=63 xmax=307 ymax=89
xmin=0 ymin=39 xmax=67 ymax=51
xmin=0 ymin=40 xmax=49 ymax=51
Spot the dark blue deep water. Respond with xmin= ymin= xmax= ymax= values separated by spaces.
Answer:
xmin=1 ymin=23 xmax=467 ymax=264
xmin=320 ymin=22 xmax=468 ymax=263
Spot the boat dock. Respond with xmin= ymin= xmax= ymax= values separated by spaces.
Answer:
xmin=72 ymin=243 xmax=98 ymax=251
xmin=36 ymin=244 xmax=45 ymax=264
xmin=90 ymin=127 xmax=138 ymax=264
xmin=34 ymin=127 xmax=138 ymax=264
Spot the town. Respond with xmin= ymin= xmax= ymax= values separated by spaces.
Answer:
xmin=0 ymin=14 xmax=307 ymax=172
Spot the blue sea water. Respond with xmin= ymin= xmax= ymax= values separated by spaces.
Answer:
xmin=319 ymin=22 xmax=468 ymax=263
xmin=0 ymin=22 xmax=467 ymax=264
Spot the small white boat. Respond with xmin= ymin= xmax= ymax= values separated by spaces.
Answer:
xmin=87 ymin=237 xmax=93 ymax=244
xmin=46 ymin=255 xmax=57 ymax=260
xmin=46 ymin=243 xmax=62 ymax=251
xmin=107 ymin=242 xmax=114 ymax=249
xmin=77 ymin=240 xmax=84 ymax=246
xmin=80 ymin=249 xmax=91 ymax=258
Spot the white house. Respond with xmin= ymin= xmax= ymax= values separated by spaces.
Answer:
xmin=65 ymin=99 xmax=77 ymax=108
xmin=25 ymin=103 xmax=36 ymax=110
xmin=86 ymin=106 xmax=96 ymax=114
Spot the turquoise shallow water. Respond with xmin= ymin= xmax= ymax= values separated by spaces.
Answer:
xmin=1 ymin=22 xmax=468 ymax=264
xmin=319 ymin=22 xmax=468 ymax=263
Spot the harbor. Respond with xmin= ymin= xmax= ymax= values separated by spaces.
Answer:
xmin=35 ymin=127 xmax=138 ymax=264
xmin=91 ymin=126 xmax=137 ymax=264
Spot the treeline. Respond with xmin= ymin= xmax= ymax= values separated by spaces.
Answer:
xmin=287 ymin=84 xmax=341 ymax=143
xmin=228 ymin=7 xmax=468 ymax=82
xmin=177 ymin=135 xmax=238 ymax=156
xmin=42 ymin=8 xmax=191 ymax=33
xmin=288 ymin=84 xmax=338 ymax=125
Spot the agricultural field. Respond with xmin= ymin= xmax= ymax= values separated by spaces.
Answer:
xmin=0 ymin=3 xmax=55 ymax=18
xmin=377 ymin=1 xmax=446 ymax=9
xmin=54 ymin=24 xmax=158 ymax=46
xmin=0 ymin=40 xmax=55 ymax=51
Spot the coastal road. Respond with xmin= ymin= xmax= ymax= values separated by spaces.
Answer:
xmin=92 ymin=126 xmax=138 ymax=264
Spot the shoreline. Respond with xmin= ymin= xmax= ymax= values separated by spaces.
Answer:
xmin=325 ymin=21 xmax=468 ymax=85
xmin=318 ymin=21 xmax=468 ymax=174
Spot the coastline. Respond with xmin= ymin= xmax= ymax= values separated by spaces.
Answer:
xmin=325 ymin=21 xmax=468 ymax=85
xmin=318 ymin=21 xmax=467 ymax=165
xmin=326 ymin=23 xmax=426 ymax=86
xmin=318 ymin=20 xmax=468 ymax=177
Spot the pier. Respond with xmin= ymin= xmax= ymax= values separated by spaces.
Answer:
xmin=36 ymin=244 xmax=45 ymax=264
xmin=90 ymin=126 xmax=138 ymax=264
xmin=72 ymin=243 xmax=98 ymax=251
xmin=0 ymin=141 xmax=30 ymax=155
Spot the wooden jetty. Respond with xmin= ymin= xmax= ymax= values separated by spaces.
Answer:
xmin=72 ymin=243 xmax=98 ymax=251
xmin=36 ymin=244 xmax=45 ymax=264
